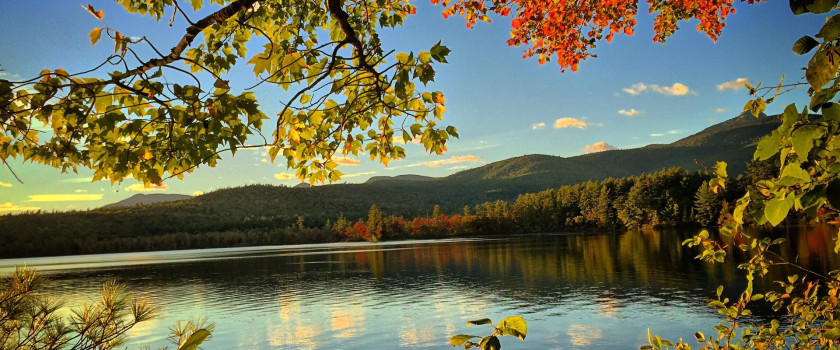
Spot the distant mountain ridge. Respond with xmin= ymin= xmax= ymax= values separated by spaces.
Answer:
xmin=0 ymin=112 xmax=787 ymax=258
xmin=90 ymin=112 xmax=778 ymax=218
xmin=102 ymin=193 xmax=191 ymax=208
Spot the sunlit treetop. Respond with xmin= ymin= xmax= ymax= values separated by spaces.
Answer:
xmin=0 ymin=0 xmax=766 ymax=188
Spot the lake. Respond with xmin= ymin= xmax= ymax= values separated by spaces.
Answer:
xmin=2 ymin=226 xmax=838 ymax=349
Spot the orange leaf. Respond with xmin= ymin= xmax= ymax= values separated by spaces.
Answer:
xmin=83 ymin=4 xmax=104 ymax=19
xmin=436 ymin=93 xmax=445 ymax=105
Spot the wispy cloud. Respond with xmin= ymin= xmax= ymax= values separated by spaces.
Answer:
xmin=0 ymin=202 xmax=40 ymax=213
xmin=74 ymin=189 xmax=87 ymax=193
xmin=717 ymin=78 xmax=750 ymax=91
xmin=62 ymin=177 xmax=94 ymax=183
xmin=531 ymin=122 xmax=546 ymax=130
xmin=715 ymin=108 xmax=727 ymax=113
xmin=28 ymin=194 xmax=103 ymax=202
xmin=650 ymin=133 xmax=665 ymax=137
xmin=394 ymin=135 xmax=422 ymax=144
xmin=332 ymin=156 xmax=360 ymax=166
xmin=622 ymin=82 xmax=692 ymax=96
xmin=410 ymin=155 xmax=483 ymax=168
xmin=0 ymin=182 xmax=11 ymax=188
xmin=275 ymin=173 xmax=296 ymax=180
xmin=125 ymin=184 xmax=168 ymax=192
xmin=554 ymin=118 xmax=588 ymax=129
xmin=668 ymin=129 xmax=682 ymax=135
xmin=618 ymin=109 xmax=642 ymax=116
xmin=343 ymin=171 xmax=376 ymax=178
xmin=583 ymin=142 xmax=617 ymax=153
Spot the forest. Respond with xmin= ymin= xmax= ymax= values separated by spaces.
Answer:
xmin=0 ymin=162 xmax=793 ymax=258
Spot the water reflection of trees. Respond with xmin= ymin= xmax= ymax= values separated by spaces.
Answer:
xmin=33 ymin=226 xmax=839 ymax=347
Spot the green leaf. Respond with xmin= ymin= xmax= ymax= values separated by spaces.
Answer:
xmin=178 ymin=329 xmax=211 ymax=350
xmin=799 ymin=185 xmax=827 ymax=210
xmin=478 ymin=335 xmax=501 ymax=350
xmin=496 ymin=316 xmax=527 ymax=341
xmin=809 ymin=0 xmax=839 ymax=13
xmin=818 ymin=14 xmax=840 ymax=40
xmin=430 ymin=41 xmax=451 ymax=63
xmin=826 ymin=328 xmax=840 ymax=340
xmin=754 ymin=130 xmax=782 ymax=161
xmin=780 ymin=164 xmax=810 ymax=182
xmin=467 ymin=318 xmax=493 ymax=326
xmin=791 ymin=124 xmax=826 ymax=158
xmin=449 ymin=334 xmax=480 ymax=346
xmin=89 ymin=27 xmax=102 ymax=46
xmin=806 ymin=47 xmax=839 ymax=91
xmin=793 ymin=35 xmax=820 ymax=54
xmin=791 ymin=0 xmax=810 ymax=14
xmin=743 ymin=98 xmax=766 ymax=116
xmin=823 ymin=102 xmax=840 ymax=121
xmin=765 ymin=195 xmax=795 ymax=226
xmin=714 ymin=161 xmax=728 ymax=178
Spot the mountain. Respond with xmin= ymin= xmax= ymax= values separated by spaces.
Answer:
xmin=366 ymin=174 xmax=436 ymax=183
xmin=101 ymin=193 xmax=192 ymax=208
xmin=1 ymin=112 xmax=783 ymax=257
xmin=443 ymin=112 xmax=778 ymax=191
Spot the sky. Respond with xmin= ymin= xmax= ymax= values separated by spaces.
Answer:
xmin=0 ymin=0 xmax=823 ymax=213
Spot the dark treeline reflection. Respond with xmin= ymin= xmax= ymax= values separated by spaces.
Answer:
xmin=9 ymin=226 xmax=836 ymax=349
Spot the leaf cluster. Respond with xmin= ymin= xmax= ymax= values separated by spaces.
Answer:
xmin=449 ymin=316 xmax=527 ymax=350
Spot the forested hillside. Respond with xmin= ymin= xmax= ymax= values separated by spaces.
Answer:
xmin=1 ymin=113 xmax=786 ymax=257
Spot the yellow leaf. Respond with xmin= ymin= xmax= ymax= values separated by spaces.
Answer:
xmin=142 ymin=152 xmax=154 ymax=160
xmin=114 ymin=32 xmax=123 ymax=54
xmin=89 ymin=28 xmax=102 ymax=46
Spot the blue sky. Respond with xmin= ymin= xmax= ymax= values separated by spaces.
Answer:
xmin=0 ymin=0 xmax=821 ymax=212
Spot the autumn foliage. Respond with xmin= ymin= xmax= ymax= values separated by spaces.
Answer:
xmin=433 ymin=0 xmax=764 ymax=71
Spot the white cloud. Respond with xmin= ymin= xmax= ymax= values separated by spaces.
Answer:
xmin=261 ymin=158 xmax=268 ymax=163
xmin=275 ymin=173 xmax=296 ymax=180
xmin=668 ymin=129 xmax=682 ymax=135
xmin=409 ymin=155 xmax=484 ymax=168
xmin=654 ymin=83 xmax=690 ymax=96
xmin=125 ymin=184 xmax=169 ymax=192
xmin=650 ymin=133 xmax=665 ymax=137
xmin=531 ymin=122 xmax=546 ymax=130
xmin=74 ymin=189 xmax=87 ymax=193
xmin=618 ymin=109 xmax=642 ymax=116
xmin=0 ymin=202 xmax=40 ymax=213
xmin=28 ymin=194 xmax=103 ymax=202
xmin=554 ymin=118 xmax=588 ymax=129
xmin=192 ymin=191 xmax=204 ymax=196
xmin=623 ymin=83 xmax=647 ymax=95
xmin=343 ymin=171 xmax=376 ymax=178
xmin=715 ymin=108 xmax=727 ymax=113
xmin=622 ymin=82 xmax=692 ymax=96
xmin=0 ymin=182 xmax=11 ymax=188
xmin=717 ymin=78 xmax=750 ymax=91
xmin=583 ymin=142 xmax=617 ymax=152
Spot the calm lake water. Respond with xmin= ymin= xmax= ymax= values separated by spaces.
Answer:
xmin=2 ymin=226 xmax=838 ymax=349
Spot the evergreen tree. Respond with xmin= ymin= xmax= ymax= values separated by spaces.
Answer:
xmin=693 ymin=181 xmax=721 ymax=227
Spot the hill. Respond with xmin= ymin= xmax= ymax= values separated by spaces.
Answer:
xmin=2 ymin=112 xmax=782 ymax=258
xmin=101 ymin=193 xmax=192 ymax=209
